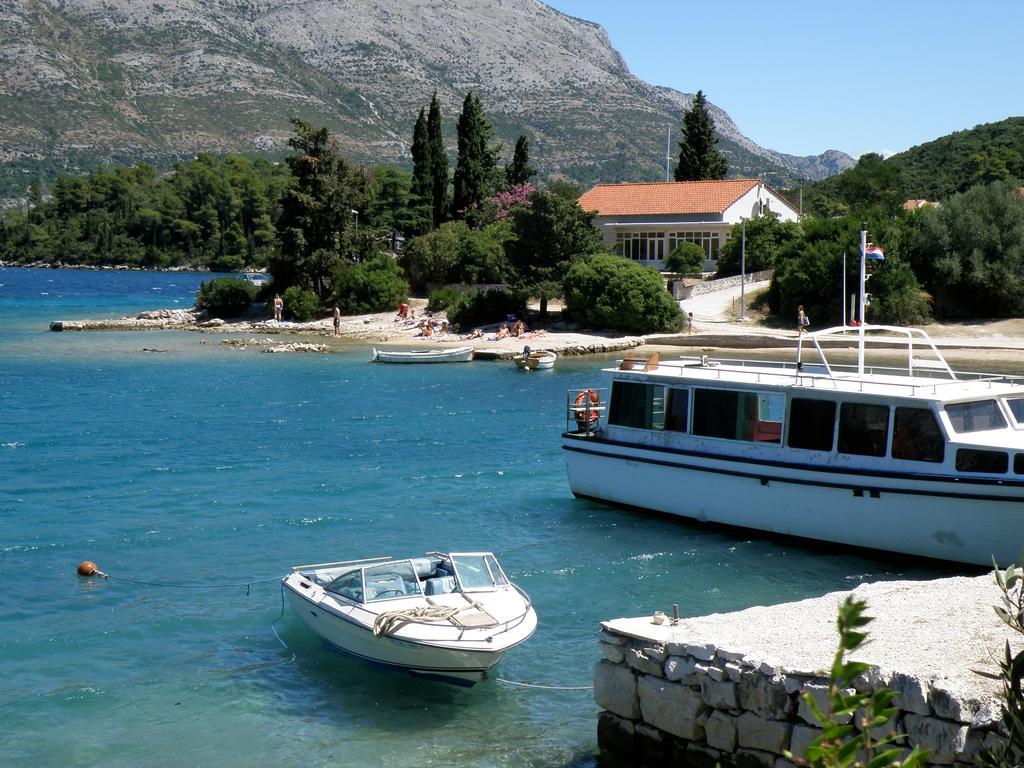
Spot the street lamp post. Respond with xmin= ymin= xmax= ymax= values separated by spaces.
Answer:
xmin=351 ymin=209 xmax=359 ymax=230
xmin=739 ymin=219 xmax=746 ymax=322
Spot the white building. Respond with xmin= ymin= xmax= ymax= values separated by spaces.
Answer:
xmin=578 ymin=179 xmax=800 ymax=270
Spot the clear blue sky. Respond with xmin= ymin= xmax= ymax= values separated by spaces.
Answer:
xmin=544 ymin=0 xmax=1022 ymax=159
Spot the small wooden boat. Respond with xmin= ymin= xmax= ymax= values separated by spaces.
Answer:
xmin=370 ymin=346 xmax=474 ymax=363
xmin=514 ymin=346 xmax=557 ymax=370
xmin=283 ymin=552 xmax=537 ymax=684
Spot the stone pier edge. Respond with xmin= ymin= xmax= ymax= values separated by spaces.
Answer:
xmin=594 ymin=624 xmax=1006 ymax=768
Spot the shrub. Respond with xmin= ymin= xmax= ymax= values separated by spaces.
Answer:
xmin=196 ymin=277 xmax=255 ymax=318
xmin=664 ymin=242 xmax=706 ymax=275
xmin=331 ymin=255 xmax=409 ymax=315
xmin=447 ymin=288 xmax=526 ymax=330
xmin=282 ymin=285 xmax=320 ymax=322
xmin=563 ymin=254 xmax=683 ymax=333
xmin=427 ymin=285 xmax=461 ymax=312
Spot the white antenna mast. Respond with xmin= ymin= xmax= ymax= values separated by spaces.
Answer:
xmin=665 ymin=125 xmax=671 ymax=181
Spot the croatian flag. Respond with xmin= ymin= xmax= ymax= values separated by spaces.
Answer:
xmin=865 ymin=245 xmax=885 ymax=260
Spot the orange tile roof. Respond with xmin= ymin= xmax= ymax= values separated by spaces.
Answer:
xmin=578 ymin=179 xmax=761 ymax=217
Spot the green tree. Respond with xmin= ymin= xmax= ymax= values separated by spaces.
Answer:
xmin=507 ymin=190 xmax=605 ymax=317
xmin=428 ymin=92 xmax=449 ymax=227
xmin=563 ymin=253 xmax=682 ymax=333
xmin=506 ymin=135 xmax=536 ymax=187
xmin=272 ymin=119 xmax=368 ymax=297
xmin=197 ymin=277 xmax=255 ymax=318
xmin=410 ymin=107 xmax=432 ymax=205
xmin=675 ymin=90 xmax=727 ymax=181
xmin=664 ymin=241 xmax=706 ymax=274
xmin=452 ymin=91 xmax=500 ymax=217
xmin=716 ymin=213 xmax=800 ymax=276
xmin=901 ymin=181 xmax=1024 ymax=319
xmin=401 ymin=220 xmax=511 ymax=292
xmin=331 ymin=254 xmax=409 ymax=314
xmin=281 ymin=284 xmax=320 ymax=321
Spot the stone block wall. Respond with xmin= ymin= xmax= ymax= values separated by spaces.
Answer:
xmin=594 ymin=627 xmax=1006 ymax=768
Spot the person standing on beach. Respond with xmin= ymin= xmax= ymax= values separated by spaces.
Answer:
xmin=273 ymin=294 xmax=284 ymax=322
xmin=687 ymin=312 xmax=694 ymax=334
xmin=333 ymin=306 xmax=341 ymax=336
xmin=797 ymin=305 xmax=809 ymax=334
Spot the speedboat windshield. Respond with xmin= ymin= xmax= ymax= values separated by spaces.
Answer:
xmin=363 ymin=561 xmax=423 ymax=601
xmin=450 ymin=553 xmax=509 ymax=591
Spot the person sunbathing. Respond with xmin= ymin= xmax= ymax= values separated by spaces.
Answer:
xmin=490 ymin=323 xmax=510 ymax=341
xmin=511 ymin=320 xmax=526 ymax=337
xmin=463 ymin=328 xmax=484 ymax=340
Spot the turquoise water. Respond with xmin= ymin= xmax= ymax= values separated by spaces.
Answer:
xmin=0 ymin=268 xmax=958 ymax=767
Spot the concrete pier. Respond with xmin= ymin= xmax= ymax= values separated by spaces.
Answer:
xmin=595 ymin=574 xmax=1020 ymax=767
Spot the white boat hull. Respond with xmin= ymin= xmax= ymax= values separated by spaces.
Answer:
xmin=371 ymin=346 xmax=474 ymax=363
xmin=564 ymin=435 xmax=1024 ymax=566
xmin=515 ymin=351 xmax=556 ymax=370
xmin=283 ymin=574 xmax=537 ymax=683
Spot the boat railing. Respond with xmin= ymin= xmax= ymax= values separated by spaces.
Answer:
xmin=565 ymin=387 xmax=608 ymax=436
xmin=291 ymin=556 xmax=391 ymax=572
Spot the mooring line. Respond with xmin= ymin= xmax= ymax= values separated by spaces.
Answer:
xmin=495 ymin=677 xmax=592 ymax=691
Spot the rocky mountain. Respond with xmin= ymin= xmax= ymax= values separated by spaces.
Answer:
xmin=0 ymin=0 xmax=853 ymax=194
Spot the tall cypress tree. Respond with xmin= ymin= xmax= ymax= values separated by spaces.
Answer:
xmin=427 ymin=92 xmax=448 ymax=227
xmin=410 ymin=107 xmax=431 ymax=205
xmin=452 ymin=91 xmax=499 ymax=217
xmin=506 ymin=135 xmax=536 ymax=187
xmin=675 ymin=90 xmax=728 ymax=181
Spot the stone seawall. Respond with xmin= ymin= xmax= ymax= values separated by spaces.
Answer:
xmin=595 ymin=575 xmax=1018 ymax=768
xmin=674 ymin=269 xmax=773 ymax=300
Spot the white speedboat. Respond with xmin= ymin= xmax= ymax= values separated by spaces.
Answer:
xmin=370 ymin=346 xmax=474 ymax=363
xmin=283 ymin=552 xmax=537 ymax=684
xmin=563 ymin=235 xmax=1024 ymax=567
xmin=236 ymin=270 xmax=270 ymax=286
xmin=514 ymin=346 xmax=557 ymax=370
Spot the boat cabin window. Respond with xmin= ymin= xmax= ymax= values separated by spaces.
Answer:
xmin=945 ymin=400 xmax=1007 ymax=433
xmin=787 ymin=398 xmax=836 ymax=451
xmin=326 ymin=569 xmax=364 ymax=602
xmin=451 ymin=554 xmax=508 ymax=591
xmin=692 ymin=389 xmax=782 ymax=442
xmin=664 ymin=388 xmax=689 ymax=432
xmin=609 ymin=382 xmax=665 ymax=430
xmin=956 ymin=448 xmax=1008 ymax=474
xmin=891 ymin=407 xmax=945 ymax=463
xmin=1014 ymin=454 xmax=1024 ymax=474
xmin=362 ymin=561 xmax=423 ymax=602
xmin=838 ymin=403 xmax=890 ymax=457
xmin=1006 ymin=398 xmax=1024 ymax=426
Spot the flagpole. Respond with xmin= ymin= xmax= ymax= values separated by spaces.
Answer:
xmin=858 ymin=224 xmax=867 ymax=375
xmin=841 ymin=252 xmax=846 ymax=327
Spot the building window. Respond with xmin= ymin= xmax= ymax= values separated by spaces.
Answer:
xmin=614 ymin=232 xmax=665 ymax=261
xmin=666 ymin=231 xmax=720 ymax=259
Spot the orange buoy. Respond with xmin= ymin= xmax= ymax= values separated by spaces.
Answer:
xmin=77 ymin=561 xmax=101 ymax=577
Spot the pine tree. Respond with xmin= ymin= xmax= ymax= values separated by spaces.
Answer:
xmin=452 ymin=91 xmax=500 ymax=217
xmin=427 ymin=92 xmax=448 ymax=228
xmin=410 ymin=108 xmax=431 ymax=205
xmin=505 ymin=135 xmax=537 ymax=187
xmin=675 ymin=90 xmax=728 ymax=181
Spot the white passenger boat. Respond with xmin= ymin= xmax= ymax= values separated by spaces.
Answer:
xmin=283 ymin=552 xmax=537 ymax=684
xmin=515 ymin=346 xmax=557 ymax=370
xmin=563 ymin=328 xmax=1024 ymax=566
xmin=370 ymin=346 xmax=474 ymax=363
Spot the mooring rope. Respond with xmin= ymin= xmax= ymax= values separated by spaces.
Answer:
xmin=102 ymin=572 xmax=282 ymax=595
xmin=495 ymin=678 xmax=593 ymax=691
xmin=372 ymin=605 xmax=462 ymax=637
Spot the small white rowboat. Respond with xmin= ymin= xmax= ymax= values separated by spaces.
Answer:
xmin=514 ymin=347 xmax=557 ymax=370
xmin=370 ymin=346 xmax=474 ymax=363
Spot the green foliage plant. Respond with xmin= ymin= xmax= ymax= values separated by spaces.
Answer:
xmin=447 ymin=289 xmax=526 ymax=330
xmin=978 ymin=557 xmax=1024 ymax=768
xmin=674 ymin=90 xmax=727 ymax=181
xmin=196 ymin=276 xmax=255 ymax=319
xmin=790 ymin=596 xmax=927 ymax=768
xmin=427 ymin=285 xmax=461 ymax=312
xmin=715 ymin=213 xmax=800 ymax=277
xmin=664 ymin=241 xmax=706 ymax=275
xmin=331 ymin=255 xmax=409 ymax=315
xmin=563 ymin=253 xmax=682 ymax=334
xmin=281 ymin=285 xmax=320 ymax=322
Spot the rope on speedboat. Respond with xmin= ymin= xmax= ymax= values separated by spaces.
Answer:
xmin=372 ymin=605 xmax=462 ymax=637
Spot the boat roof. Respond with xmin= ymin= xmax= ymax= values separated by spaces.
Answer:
xmin=609 ymin=324 xmax=1024 ymax=404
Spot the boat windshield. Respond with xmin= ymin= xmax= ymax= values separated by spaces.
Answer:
xmin=450 ymin=554 xmax=509 ymax=592
xmin=945 ymin=400 xmax=1007 ymax=433
xmin=363 ymin=561 xmax=423 ymax=602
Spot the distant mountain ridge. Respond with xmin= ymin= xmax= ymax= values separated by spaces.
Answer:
xmin=0 ymin=0 xmax=853 ymax=193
